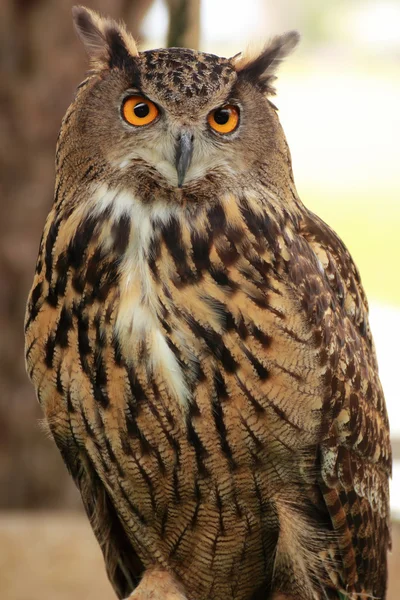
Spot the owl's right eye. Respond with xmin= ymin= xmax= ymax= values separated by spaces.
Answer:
xmin=208 ymin=105 xmax=240 ymax=134
xmin=122 ymin=95 xmax=159 ymax=127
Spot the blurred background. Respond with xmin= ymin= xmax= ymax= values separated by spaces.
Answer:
xmin=0 ymin=0 xmax=399 ymax=598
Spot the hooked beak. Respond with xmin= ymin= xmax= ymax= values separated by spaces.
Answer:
xmin=175 ymin=130 xmax=194 ymax=188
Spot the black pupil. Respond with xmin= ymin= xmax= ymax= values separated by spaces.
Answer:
xmin=214 ymin=108 xmax=230 ymax=125
xmin=134 ymin=102 xmax=150 ymax=118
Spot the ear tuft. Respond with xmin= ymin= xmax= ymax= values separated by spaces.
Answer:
xmin=72 ymin=5 xmax=138 ymax=71
xmin=233 ymin=31 xmax=300 ymax=94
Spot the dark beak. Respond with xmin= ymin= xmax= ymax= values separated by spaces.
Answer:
xmin=175 ymin=130 xmax=194 ymax=188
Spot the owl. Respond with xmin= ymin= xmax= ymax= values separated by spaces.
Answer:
xmin=25 ymin=6 xmax=391 ymax=600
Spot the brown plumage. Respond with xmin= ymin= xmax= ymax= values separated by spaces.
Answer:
xmin=25 ymin=6 xmax=391 ymax=600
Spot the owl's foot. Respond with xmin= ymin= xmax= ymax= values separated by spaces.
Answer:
xmin=125 ymin=568 xmax=187 ymax=600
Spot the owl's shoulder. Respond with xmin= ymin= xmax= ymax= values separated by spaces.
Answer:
xmin=287 ymin=208 xmax=369 ymax=341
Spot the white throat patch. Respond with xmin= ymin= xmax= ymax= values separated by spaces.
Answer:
xmin=90 ymin=184 xmax=189 ymax=409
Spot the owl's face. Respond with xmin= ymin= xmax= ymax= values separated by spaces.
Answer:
xmin=80 ymin=49 xmax=244 ymax=190
xmin=66 ymin=7 xmax=299 ymax=201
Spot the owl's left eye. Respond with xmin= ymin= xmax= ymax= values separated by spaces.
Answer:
xmin=122 ymin=95 xmax=159 ymax=127
xmin=208 ymin=105 xmax=240 ymax=134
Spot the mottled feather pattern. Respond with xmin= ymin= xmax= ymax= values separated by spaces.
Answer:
xmin=25 ymin=6 xmax=390 ymax=600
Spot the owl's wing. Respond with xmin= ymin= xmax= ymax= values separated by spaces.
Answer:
xmin=56 ymin=439 xmax=144 ymax=599
xmin=24 ymin=222 xmax=145 ymax=600
xmin=294 ymin=209 xmax=391 ymax=596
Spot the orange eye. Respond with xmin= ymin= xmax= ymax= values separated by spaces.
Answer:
xmin=122 ymin=95 xmax=159 ymax=127
xmin=208 ymin=105 xmax=239 ymax=134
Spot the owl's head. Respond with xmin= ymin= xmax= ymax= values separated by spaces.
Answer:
xmin=65 ymin=6 xmax=299 ymax=202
